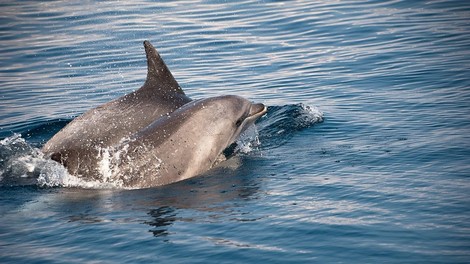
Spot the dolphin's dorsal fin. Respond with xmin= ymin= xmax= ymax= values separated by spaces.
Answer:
xmin=143 ymin=40 xmax=185 ymax=95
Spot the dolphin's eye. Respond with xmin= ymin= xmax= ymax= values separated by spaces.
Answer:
xmin=235 ymin=117 xmax=244 ymax=127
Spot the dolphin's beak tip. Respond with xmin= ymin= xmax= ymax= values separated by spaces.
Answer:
xmin=250 ymin=103 xmax=267 ymax=117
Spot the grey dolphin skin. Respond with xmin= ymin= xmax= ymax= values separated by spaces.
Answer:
xmin=42 ymin=41 xmax=191 ymax=179
xmin=111 ymin=95 xmax=267 ymax=188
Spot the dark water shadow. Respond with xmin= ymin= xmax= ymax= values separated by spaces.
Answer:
xmin=22 ymin=119 xmax=72 ymax=146
xmin=145 ymin=206 xmax=177 ymax=237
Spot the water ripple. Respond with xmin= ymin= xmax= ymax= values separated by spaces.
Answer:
xmin=1 ymin=0 xmax=470 ymax=263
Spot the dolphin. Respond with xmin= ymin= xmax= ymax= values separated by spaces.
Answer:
xmin=42 ymin=41 xmax=191 ymax=179
xmin=106 ymin=95 xmax=267 ymax=188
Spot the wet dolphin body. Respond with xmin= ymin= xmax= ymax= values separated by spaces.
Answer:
xmin=42 ymin=41 xmax=191 ymax=179
xmin=109 ymin=95 xmax=267 ymax=188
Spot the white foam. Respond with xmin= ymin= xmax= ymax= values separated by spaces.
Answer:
xmin=94 ymin=137 xmax=165 ymax=189
xmin=300 ymin=104 xmax=324 ymax=125
xmin=35 ymin=147 xmax=125 ymax=189
xmin=97 ymin=145 xmax=123 ymax=186
xmin=36 ymin=159 xmax=72 ymax=187
xmin=0 ymin=134 xmax=45 ymax=183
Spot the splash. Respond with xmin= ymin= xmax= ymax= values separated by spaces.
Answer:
xmin=0 ymin=134 xmax=48 ymax=186
xmin=298 ymin=104 xmax=324 ymax=126
xmin=0 ymin=134 xmax=126 ymax=189
xmin=95 ymin=138 xmax=165 ymax=188
xmin=235 ymin=124 xmax=262 ymax=154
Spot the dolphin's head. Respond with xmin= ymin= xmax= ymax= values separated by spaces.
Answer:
xmin=231 ymin=97 xmax=267 ymax=140
xmin=198 ymin=95 xmax=267 ymax=148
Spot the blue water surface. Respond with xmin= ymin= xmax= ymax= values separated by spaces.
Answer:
xmin=1 ymin=1 xmax=470 ymax=263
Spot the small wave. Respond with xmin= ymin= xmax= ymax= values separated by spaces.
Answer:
xmin=256 ymin=103 xmax=323 ymax=149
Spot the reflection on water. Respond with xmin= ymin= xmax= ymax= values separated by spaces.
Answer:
xmin=146 ymin=206 xmax=177 ymax=237
xmin=68 ymin=214 xmax=105 ymax=224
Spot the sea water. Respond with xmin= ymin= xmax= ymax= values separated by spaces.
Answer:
xmin=1 ymin=1 xmax=469 ymax=263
